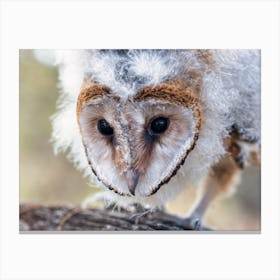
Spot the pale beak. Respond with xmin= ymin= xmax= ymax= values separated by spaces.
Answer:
xmin=125 ymin=170 xmax=139 ymax=196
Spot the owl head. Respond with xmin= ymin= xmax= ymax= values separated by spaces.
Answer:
xmin=70 ymin=50 xmax=206 ymax=198
xmin=77 ymin=80 xmax=201 ymax=197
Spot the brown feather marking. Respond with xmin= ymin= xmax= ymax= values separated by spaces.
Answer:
xmin=135 ymin=80 xmax=202 ymax=134
xmin=135 ymin=82 xmax=197 ymax=107
xmin=77 ymin=79 xmax=111 ymax=119
xmin=225 ymin=133 xmax=261 ymax=168
xmin=224 ymin=134 xmax=243 ymax=167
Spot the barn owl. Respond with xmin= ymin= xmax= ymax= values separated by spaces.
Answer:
xmin=52 ymin=49 xmax=260 ymax=229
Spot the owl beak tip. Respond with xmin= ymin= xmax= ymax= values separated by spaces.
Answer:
xmin=126 ymin=170 xmax=139 ymax=196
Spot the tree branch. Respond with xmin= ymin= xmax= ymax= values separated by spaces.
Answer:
xmin=19 ymin=204 xmax=211 ymax=231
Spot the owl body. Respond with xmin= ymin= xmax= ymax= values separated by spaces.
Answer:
xmin=52 ymin=50 xmax=260 ymax=210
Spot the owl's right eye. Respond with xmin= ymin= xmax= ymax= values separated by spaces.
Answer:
xmin=97 ymin=119 xmax=114 ymax=136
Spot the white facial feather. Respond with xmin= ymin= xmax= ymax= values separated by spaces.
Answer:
xmin=79 ymin=98 xmax=198 ymax=197
xmin=51 ymin=49 xmax=261 ymax=207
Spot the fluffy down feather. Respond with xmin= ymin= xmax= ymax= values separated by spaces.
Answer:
xmin=51 ymin=49 xmax=260 ymax=207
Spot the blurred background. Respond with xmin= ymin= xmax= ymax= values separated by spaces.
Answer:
xmin=19 ymin=50 xmax=261 ymax=230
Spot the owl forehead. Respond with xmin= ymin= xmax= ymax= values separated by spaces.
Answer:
xmin=84 ymin=50 xmax=186 ymax=96
xmin=77 ymin=77 xmax=201 ymax=117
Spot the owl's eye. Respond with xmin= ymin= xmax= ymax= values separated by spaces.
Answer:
xmin=97 ymin=119 xmax=114 ymax=136
xmin=149 ymin=117 xmax=170 ymax=135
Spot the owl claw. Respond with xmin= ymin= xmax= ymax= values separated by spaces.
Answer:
xmin=191 ymin=217 xmax=202 ymax=230
xmin=154 ymin=211 xmax=208 ymax=230
xmin=180 ymin=216 xmax=202 ymax=230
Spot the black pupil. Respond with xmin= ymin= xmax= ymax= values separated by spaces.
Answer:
xmin=98 ymin=119 xmax=114 ymax=136
xmin=150 ymin=117 xmax=169 ymax=134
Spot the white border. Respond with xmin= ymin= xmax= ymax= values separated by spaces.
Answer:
xmin=1 ymin=1 xmax=279 ymax=279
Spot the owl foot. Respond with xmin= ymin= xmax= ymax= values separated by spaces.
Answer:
xmin=151 ymin=211 xmax=210 ymax=230
xmin=180 ymin=216 xmax=202 ymax=230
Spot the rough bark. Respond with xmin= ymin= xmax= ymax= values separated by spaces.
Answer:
xmin=19 ymin=204 xmax=211 ymax=231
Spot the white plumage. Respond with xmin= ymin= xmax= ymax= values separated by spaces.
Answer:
xmin=51 ymin=50 xmax=260 ymax=220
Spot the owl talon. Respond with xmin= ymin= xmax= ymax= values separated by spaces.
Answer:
xmin=193 ymin=218 xmax=202 ymax=230
xmin=180 ymin=216 xmax=202 ymax=230
xmin=155 ymin=211 xmax=207 ymax=230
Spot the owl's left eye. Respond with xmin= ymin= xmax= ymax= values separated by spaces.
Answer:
xmin=148 ymin=116 xmax=170 ymax=135
xmin=97 ymin=119 xmax=114 ymax=136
